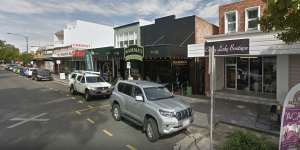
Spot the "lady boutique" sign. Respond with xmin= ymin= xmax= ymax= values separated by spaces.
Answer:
xmin=205 ymin=39 xmax=249 ymax=55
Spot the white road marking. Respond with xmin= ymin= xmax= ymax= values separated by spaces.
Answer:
xmin=53 ymin=80 xmax=68 ymax=86
xmin=71 ymin=97 xmax=76 ymax=100
xmin=44 ymin=97 xmax=71 ymax=104
xmin=78 ymin=100 xmax=83 ymax=104
xmin=126 ymin=145 xmax=137 ymax=150
xmin=87 ymin=118 xmax=95 ymax=124
xmin=75 ymin=111 xmax=81 ymax=115
xmin=102 ymin=129 xmax=113 ymax=137
xmin=7 ymin=113 xmax=49 ymax=129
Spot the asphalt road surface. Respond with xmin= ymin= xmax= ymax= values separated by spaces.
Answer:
xmin=0 ymin=67 xmax=186 ymax=150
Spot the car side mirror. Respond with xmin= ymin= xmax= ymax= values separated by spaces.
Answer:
xmin=135 ymin=96 xmax=143 ymax=102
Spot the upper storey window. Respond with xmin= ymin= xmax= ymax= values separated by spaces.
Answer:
xmin=225 ymin=11 xmax=238 ymax=33
xmin=245 ymin=6 xmax=260 ymax=31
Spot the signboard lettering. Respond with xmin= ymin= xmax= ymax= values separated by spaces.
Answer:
xmin=205 ymin=39 xmax=249 ymax=55
xmin=124 ymin=45 xmax=144 ymax=61
xmin=280 ymin=84 xmax=300 ymax=150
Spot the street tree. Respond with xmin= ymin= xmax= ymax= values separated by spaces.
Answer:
xmin=0 ymin=40 xmax=20 ymax=63
xmin=260 ymin=0 xmax=300 ymax=43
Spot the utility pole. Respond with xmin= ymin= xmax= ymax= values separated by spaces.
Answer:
xmin=7 ymin=32 xmax=29 ymax=53
xmin=208 ymin=46 xmax=215 ymax=150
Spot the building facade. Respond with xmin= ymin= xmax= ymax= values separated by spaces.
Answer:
xmin=188 ymin=0 xmax=300 ymax=105
xmin=141 ymin=15 xmax=217 ymax=94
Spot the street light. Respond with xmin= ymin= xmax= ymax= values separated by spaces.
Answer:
xmin=7 ymin=32 xmax=29 ymax=53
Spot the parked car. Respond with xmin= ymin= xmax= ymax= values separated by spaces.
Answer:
xmin=5 ymin=64 xmax=17 ymax=71
xmin=69 ymin=72 xmax=111 ymax=101
xmin=32 ymin=69 xmax=53 ymax=81
xmin=24 ymin=68 xmax=36 ymax=78
xmin=110 ymin=80 xmax=193 ymax=142
xmin=68 ymin=70 xmax=100 ymax=87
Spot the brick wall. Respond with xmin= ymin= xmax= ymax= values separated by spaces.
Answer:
xmin=195 ymin=17 xmax=219 ymax=44
xmin=219 ymin=0 xmax=267 ymax=34
xmin=289 ymin=55 xmax=300 ymax=89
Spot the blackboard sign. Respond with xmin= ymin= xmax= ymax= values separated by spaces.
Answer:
xmin=124 ymin=45 xmax=144 ymax=61
xmin=205 ymin=39 xmax=249 ymax=55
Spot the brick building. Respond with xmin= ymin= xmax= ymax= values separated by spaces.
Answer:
xmin=188 ymin=0 xmax=300 ymax=105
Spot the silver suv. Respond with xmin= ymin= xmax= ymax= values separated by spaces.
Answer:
xmin=110 ymin=80 xmax=193 ymax=142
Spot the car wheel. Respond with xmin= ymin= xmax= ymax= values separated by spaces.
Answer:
xmin=70 ymin=86 xmax=76 ymax=95
xmin=84 ymin=90 xmax=91 ymax=101
xmin=145 ymin=118 xmax=160 ymax=142
xmin=112 ymin=104 xmax=121 ymax=121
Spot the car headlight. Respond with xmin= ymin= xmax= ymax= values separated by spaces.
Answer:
xmin=89 ymin=87 xmax=97 ymax=91
xmin=159 ymin=109 xmax=176 ymax=118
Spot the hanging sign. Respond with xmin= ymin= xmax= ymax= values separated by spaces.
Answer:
xmin=124 ymin=45 xmax=144 ymax=61
xmin=280 ymin=83 xmax=300 ymax=150
xmin=205 ymin=39 xmax=249 ymax=55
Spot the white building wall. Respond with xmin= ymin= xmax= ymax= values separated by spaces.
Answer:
xmin=55 ymin=20 xmax=114 ymax=48
xmin=277 ymin=55 xmax=289 ymax=104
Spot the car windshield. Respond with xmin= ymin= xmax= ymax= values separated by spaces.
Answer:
xmin=143 ymin=86 xmax=173 ymax=101
xmin=86 ymin=76 xmax=105 ymax=83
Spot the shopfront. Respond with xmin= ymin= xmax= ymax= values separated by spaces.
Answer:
xmin=88 ymin=47 xmax=124 ymax=82
xmin=143 ymin=45 xmax=191 ymax=93
xmin=188 ymin=31 xmax=300 ymax=104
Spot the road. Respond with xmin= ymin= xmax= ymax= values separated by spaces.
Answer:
xmin=0 ymin=68 xmax=186 ymax=150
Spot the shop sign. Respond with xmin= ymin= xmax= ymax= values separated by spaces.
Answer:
xmin=72 ymin=50 xmax=85 ymax=58
xmin=205 ymin=39 xmax=249 ymax=55
xmin=173 ymin=60 xmax=188 ymax=66
xmin=56 ymin=60 xmax=61 ymax=65
xmin=127 ymin=62 xmax=131 ymax=69
xmin=124 ymin=45 xmax=144 ymax=61
xmin=280 ymin=83 xmax=300 ymax=150
xmin=53 ymin=48 xmax=74 ymax=57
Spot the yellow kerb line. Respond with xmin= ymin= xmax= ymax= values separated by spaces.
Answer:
xmin=126 ymin=145 xmax=137 ymax=150
xmin=102 ymin=129 xmax=113 ymax=137
xmin=87 ymin=118 xmax=95 ymax=124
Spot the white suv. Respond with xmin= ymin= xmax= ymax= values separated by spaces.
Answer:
xmin=69 ymin=72 xmax=112 ymax=101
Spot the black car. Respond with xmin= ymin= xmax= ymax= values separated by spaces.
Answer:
xmin=32 ymin=69 xmax=53 ymax=81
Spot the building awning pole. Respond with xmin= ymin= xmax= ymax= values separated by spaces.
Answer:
xmin=209 ymin=46 xmax=215 ymax=150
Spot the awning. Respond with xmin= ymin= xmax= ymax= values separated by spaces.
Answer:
xmin=89 ymin=47 xmax=124 ymax=60
xmin=144 ymin=45 xmax=187 ymax=59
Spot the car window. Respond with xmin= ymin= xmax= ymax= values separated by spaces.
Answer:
xmin=143 ymin=87 xmax=173 ymax=101
xmin=86 ymin=76 xmax=105 ymax=83
xmin=133 ymin=86 xmax=143 ymax=97
xmin=71 ymin=74 xmax=77 ymax=79
xmin=118 ymin=83 xmax=133 ymax=96
xmin=76 ymin=75 xmax=82 ymax=81
xmin=81 ymin=77 xmax=85 ymax=83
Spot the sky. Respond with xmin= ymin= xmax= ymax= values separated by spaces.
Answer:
xmin=0 ymin=0 xmax=235 ymax=52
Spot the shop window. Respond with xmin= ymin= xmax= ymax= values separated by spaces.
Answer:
xmin=246 ymin=6 xmax=260 ymax=31
xmin=263 ymin=57 xmax=276 ymax=94
xmin=129 ymin=40 xmax=134 ymax=46
xmin=124 ymin=41 xmax=128 ymax=47
xmin=250 ymin=57 xmax=262 ymax=92
xmin=225 ymin=11 xmax=238 ymax=33
xmin=237 ymin=57 xmax=249 ymax=91
xmin=120 ymin=41 xmax=124 ymax=48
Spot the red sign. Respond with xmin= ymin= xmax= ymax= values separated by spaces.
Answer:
xmin=72 ymin=50 xmax=85 ymax=58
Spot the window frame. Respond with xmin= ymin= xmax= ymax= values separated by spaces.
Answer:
xmin=225 ymin=10 xmax=238 ymax=33
xmin=245 ymin=6 xmax=260 ymax=31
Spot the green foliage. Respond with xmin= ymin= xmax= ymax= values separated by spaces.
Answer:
xmin=260 ymin=0 xmax=300 ymax=43
xmin=221 ymin=131 xmax=277 ymax=150
xmin=19 ymin=53 xmax=34 ymax=65
xmin=0 ymin=40 xmax=20 ymax=63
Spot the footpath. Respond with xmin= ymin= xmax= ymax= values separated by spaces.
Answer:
xmin=174 ymin=95 xmax=280 ymax=150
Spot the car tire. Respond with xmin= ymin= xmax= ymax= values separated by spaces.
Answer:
xmin=145 ymin=118 xmax=160 ymax=142
xmin=84 ymin=90 xmax=91 ymax=101
xmin=112 ymin=104 xmax=121 ymax=121
xmin=70 ymin=86 xmax=76 ymax=95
